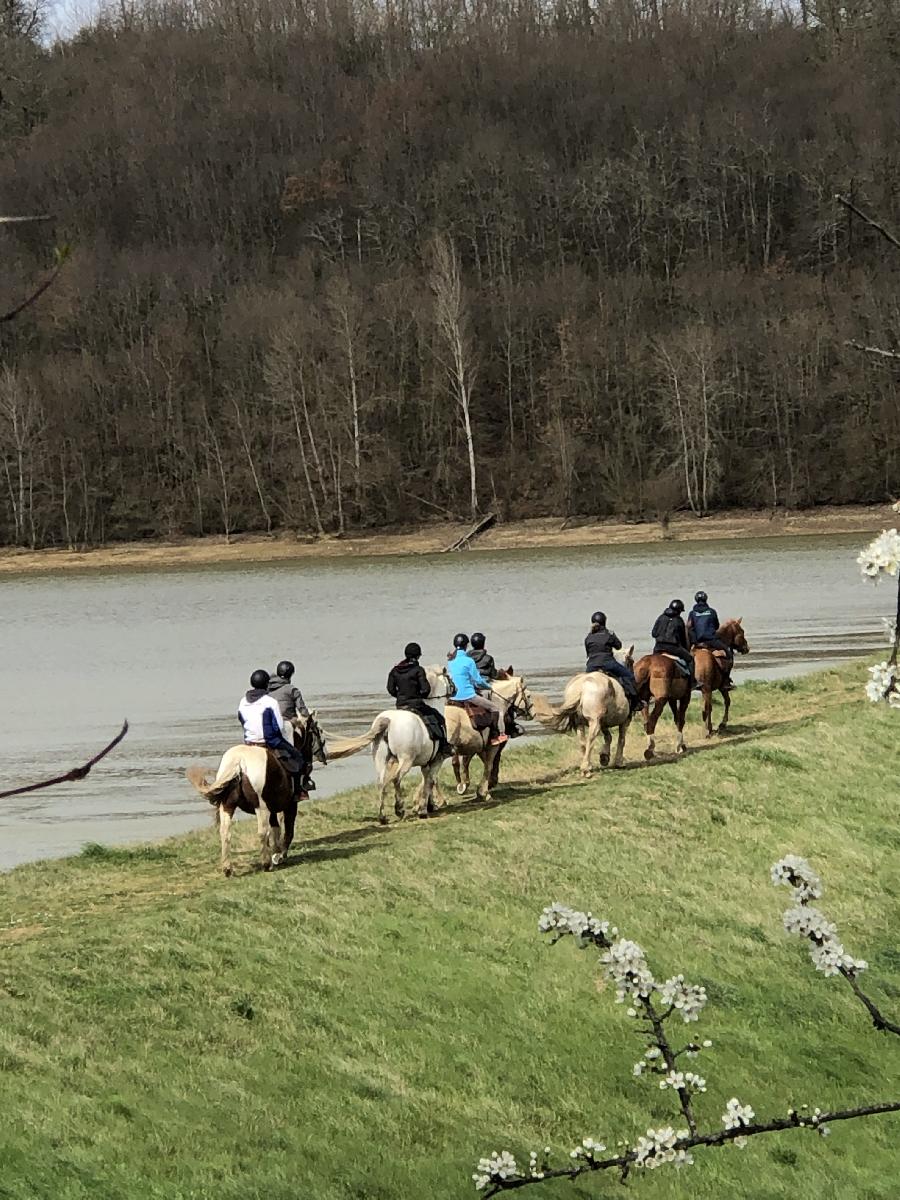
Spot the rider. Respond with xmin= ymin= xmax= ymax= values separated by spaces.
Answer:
xmin=268 ymin=659 xmax=314 ymax=790
xmin=687 ymin=591 xmax=734 ymax=690
xmin=447 ymin=633 xmax=508 ymax=746
xmin=584 ymin=611 xmax=642 ymax=713
xmin=651 ymin=599 xmax=696 ymax=687
xmin=469 ymin=633 xmax=522 ymax=736
xmin=238 ymin=669 xmax=308 ymax=799
xmin=386 ymin=643 xmax=453 ymax=758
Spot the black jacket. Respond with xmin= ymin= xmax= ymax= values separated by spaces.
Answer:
xmin=585 ymin=628 xmax=622 ymax=670
xmin=387 ymin=659 xmax=431 ymax=706
xmin=468 ymin=647 xmax=498 ymax=680
xmin=652 ymin=610 xmax=688 ymax=650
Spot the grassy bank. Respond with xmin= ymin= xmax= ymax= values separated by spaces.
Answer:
xmin=0 ymin=503 xmax=893 ymax=575
xmin=1 ymin=670 xmax=898 ymax=1199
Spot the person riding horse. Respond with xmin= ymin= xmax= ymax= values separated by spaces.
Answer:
xmin=651 ymin=599 xmax=696 ymax=687
xmin=447 ymin=633 xmax=508 ymax=746
xmin=584 ymin=611 xmax=642 ymax=713
xmin=238 ymin=668 xmax=308 ymax=799
xmin=268 ymin=659 xmax=315 ymax=791
xmin=687 ymin=591 xmax=734 ymax=690
xmin=386 ymin=642 xmax=453 ymax=758
xmin=468 ymin=632 xmax=523 ymax=736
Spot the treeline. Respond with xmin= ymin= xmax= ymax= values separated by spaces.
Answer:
xmin=1 ymin=0 xmax=900 ymax=548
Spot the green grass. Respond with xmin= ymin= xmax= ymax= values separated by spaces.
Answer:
xmin=1 ymin=668 xmax=898 ymax=1199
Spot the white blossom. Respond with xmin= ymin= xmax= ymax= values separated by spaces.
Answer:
xmin=658 ymin=974 xmax=708 ymax=1022
xmin=857 ymin=529 xmax=900 ymax=580
xmin=473 ymin=1151 xmax=519 ymax=1191
xmin=538 ymin=903 xmax=615 ymax=943
xmin=600 ymin=938 xmax=655 ymax=1002
xmin=782 ymin=904 xmax=867 ymax=977
xmin=569 ymin=1137 xmax=606 ymax=1161
xmin=865 ymin=661 xmax=900 ymax=706
xmin=770 ymin=855 xmax=822 ymax=901
xmin=882 ymin=617 xmax=898 ymax=646
xmin=722 ymin=1098 xmax=755 ymax=1131
xmin=633 ymin=1126 xmax=693 ymax=1170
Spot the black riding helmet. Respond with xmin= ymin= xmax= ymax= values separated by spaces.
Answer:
xmin=591 ymin=611 xmax=606 ymax=625
xmin=453 ymin=633 xmax=469 ymax=649
xmin=694 ymin=591 xmax=708 ymax=605
xmin=668 ymin=599 xmax=685 ymax=614
xmin=404 ymin=642 xmax=422 ymax=659
xmin=250 ymin=668 xmax=270 ymax=690
xmin=470 ymin=632 xmax=486 ymax=649
xmin=276 ymin=659 xmax=295 ymax=679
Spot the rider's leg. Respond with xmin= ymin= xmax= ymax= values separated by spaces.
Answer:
xmin=603 ymin=661 xmax=642 ymax=710
xmin=468 ymin=693 xmax=507 ymax=744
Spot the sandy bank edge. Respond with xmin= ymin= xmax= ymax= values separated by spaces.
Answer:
xmin=0 ymin=504 xmax=892 ymax=576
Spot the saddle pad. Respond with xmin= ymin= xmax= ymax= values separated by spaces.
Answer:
xmin=661 ymin=654 xmax=691 ymax=677
xmin=447 ymin=699 xmax=494 ymax=733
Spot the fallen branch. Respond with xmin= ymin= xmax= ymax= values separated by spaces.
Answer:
xmin=0 ymin=215 xmax=52 ymax=225
xmin=844 ymin=339 xmax=900 ymax=361
xmin=835 ymin=193 xmax=900 ymax=253
xmin=0 ymin=720 xmax=129 ymax=800
xmin=1 ymin=260 xmax=65 ymax=324
xmin=443 ymin=511 xmax=497 ymax=552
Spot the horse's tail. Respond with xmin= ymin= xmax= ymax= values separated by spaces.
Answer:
xmin=325 ymin=715 xmax=391 ymax=761
xmin=186 ymin=761 xmax=242 ymax=807
xmin=529 ymin=690 xmax=559 ymax=726
xmin=549 ymin=697 xmax=582 ymax=734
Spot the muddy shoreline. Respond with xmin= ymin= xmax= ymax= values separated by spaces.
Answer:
xmin=0 ymin=503 xmax=891 ymax=575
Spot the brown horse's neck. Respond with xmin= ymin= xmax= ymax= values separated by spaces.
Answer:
xmin=718 ymin=620 xmax=740 ymax=646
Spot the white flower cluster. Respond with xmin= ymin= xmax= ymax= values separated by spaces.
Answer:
xmin=882 ymin=616 xmax=898 ymax=645
xmin=683 ymin=1038 xmax=714 ymax=1059
xmin=601 ymin=938 xmax=656 ymax=1002
xmin=857 ymin=529 xmax=900 ymax=579
xmin=569 ymin=1136 xmax=606 ymax=1161
xmin=771 ymin=854 xmax=822 ymax=901
xmin=633 ymin=1126 xmax=693 ymax=1170
xmin=527 ymin=1150 xmax=546 ymax=1179
xmin=538 ymin=903 xmax=615 ymax=943
xmin=658 ymin=974 xmax=708 ymax=1022
xmin=473 ymin=1151 xmax=519 ymax=1191
xmin=865 ymin=661 xmax=900 ymax=707
xmin=659 ymin=1069 xmax=706 ymax=1094
xmin=632 ymin=1046 xmax=662 ymax=1075
xmin=722 ymin=1098 xmax=755 ymax=1146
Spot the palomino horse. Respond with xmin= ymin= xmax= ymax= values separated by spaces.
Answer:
xmin=187 ymin=746 xmax=294 ymax=876
xmin=324 ymin=667 xmax=452 ymax=823
xmin=692 ymin=618 xmax=749 ymax=737
xmin=549 ymin=648 xmax=635 ymax=775
xmin=633 ymin=651 xmax=691 ymax=760
xmin=448 ymin=675 xmax=535 ymax=798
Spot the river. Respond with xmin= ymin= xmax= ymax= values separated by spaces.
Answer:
xmin=0 ymin=532 xmax=889 ymax=869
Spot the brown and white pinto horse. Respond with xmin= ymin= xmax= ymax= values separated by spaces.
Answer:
xmin=187 ymin=746 xmax=296 ymax=876
xmin=633 ymin=652 xmax=691 ymax=760
xmin=692 ymin=618 xmax=749 ymax=737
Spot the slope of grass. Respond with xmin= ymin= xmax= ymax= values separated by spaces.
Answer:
xmin=0 ymin=669 xmax=898 ymax=1199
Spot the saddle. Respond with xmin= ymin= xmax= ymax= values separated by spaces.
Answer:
xmin=694 ymin=642 xmax=727 ymax=660
xmin=447 ymin=698 xmax=494 ymax=733
xmin=661 ymin=654 xmax=691 ymax=678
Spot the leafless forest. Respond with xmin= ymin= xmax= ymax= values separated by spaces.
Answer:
xmin=1 ymin=0 xmax=899 ymax=547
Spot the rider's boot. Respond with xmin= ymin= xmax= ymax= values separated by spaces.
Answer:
xmin=489 ymin=721 xmax=509 ymax=747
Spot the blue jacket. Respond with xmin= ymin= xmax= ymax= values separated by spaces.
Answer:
xmin=447 ymin=649 xmax=488 ymax=701
xmin=688 ymin=604 xmax=720 ymax=646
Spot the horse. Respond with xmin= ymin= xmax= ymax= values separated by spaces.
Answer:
xmin=187 ymin=746 xmax=294 ymax=877
xmin=633 ymin=648 xmax=692 ymax=760
xmin=324 ymin=667 xmax=452 ymax=823
xmin=547 ymin=647 xmax=635 ymax=775
xmin=448 ymin=674 xmax=535 ymax=798
xmin=692 ymin=618 xmax=750 ymax=737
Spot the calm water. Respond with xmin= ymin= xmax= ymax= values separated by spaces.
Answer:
xmin=0 ymin=533 xmax=889 ymax=869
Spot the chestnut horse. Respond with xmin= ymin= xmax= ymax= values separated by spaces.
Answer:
xmin=633 ymin=652 xmax=691 ymax=760
xmin=692 ymin=618 xmax=750 ymax=737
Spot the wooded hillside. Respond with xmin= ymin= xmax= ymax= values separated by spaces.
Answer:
xmin=2 ymin=0 xmax=899 ymax=547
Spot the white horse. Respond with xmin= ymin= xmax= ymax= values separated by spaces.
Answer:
xmin=549 ymin=647 xmax=635 ymax=775
xmin=325 ymin=667 xmax=452 ymax=823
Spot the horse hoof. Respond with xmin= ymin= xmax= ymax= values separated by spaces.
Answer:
xmin=418 ymin=810 xmax=429 ymax=820
xmin=223 ymin=866 xmax=233 ymax=878
xmin=717 ymin=725 xmax=727 ymax=736
xmin=271 ymin=853 xmax=283 ymax=866
xmin=580 ymin=768 xmax=591 ymax=778
xmin=378 ymin=814 xmax=389 ymax=826
xmin=676 ymin=744 xmax=687 ymax=755
xmin=456 ymin=783 xmax=466 ymax=796
xmin=599 ymin=753 xmax=610 ymax=767
xmin=644 ymin=748 xmax=655 ymax=761
xmin=263 ymin=862 xmax=273 ymax=872
xmin=426 ymin=800 xmax=436 ymax=814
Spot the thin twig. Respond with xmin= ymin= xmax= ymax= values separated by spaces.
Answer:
xmin=640 ymin=995 xmax=697 ymax=1134
xmin=835 ymin=194 xmax=900 ymax=253
xmin=844 ymin=340 xmax=900 ymax=361
xmin=485 ymin=1101 xmax=900 ymax=1194
xmin=0 ymin=215 xmax=52 ymax=225
xmin=0 ymin=263 xmax=64 ymax=324
xmin=0 ymin=721 xmax=129 ymax=800
xmin=840 ymin=967 xmax=900 ymax=1037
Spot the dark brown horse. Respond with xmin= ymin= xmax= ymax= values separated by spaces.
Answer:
xmin=692 ymin=618 xmax=749 ymax=737
xmin=187 ymin=745 xmax=297 ymax=876
xmin=633 ymin=653 xmax=691 ymax=760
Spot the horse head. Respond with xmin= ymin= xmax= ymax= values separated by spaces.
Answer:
xmin=425 ymin=665 xmax=455 ymax=699
xmin=616 ymin=644 xmax=636 ymax=669
xmin=508 ymin=674 xmax=534 ymax=721
xmin=724 ymin=618 xmax=750 ymax=655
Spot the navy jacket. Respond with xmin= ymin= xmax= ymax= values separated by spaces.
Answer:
xmin=688 ymin=604 xmax=720 ymax=646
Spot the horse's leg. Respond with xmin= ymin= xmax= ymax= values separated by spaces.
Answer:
xmin=452 ymin=752 xmax=464 ymax=794
xmin=219 ymin=805 xmax=235 ymax=877
xmin=393 ymin=756 xmax=415 ymax=819
xmin=267 ymin=807 xmax=285 ymax=868
xmin=598 ymin=724 xmax=612 ymax=770
xmin=476 ymin=747 xmax=496 ymax=801
xmin=644 ymin=699 xmax=665 ymax=760
xmin=674 ymin=696 xmax=689 ymax=754
xmin=488 ymin=743 xmax=504 ymax=789
xmin=702 ymin=685 xmax=714 ymax=739
xmin=281 ymin=800 xmax=297 ymax=862
xmin=378 ymin=755 xmax=400 ymax=824
xmin=256 ymin=803 xmax=274 ymax=870
xmin=717 ymin=668 xmax=731 ymax=734
xmin=581 ymin=716 xmax=601 ymax=775
xmin=613 ymin=722 xmax=627 ymax=768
